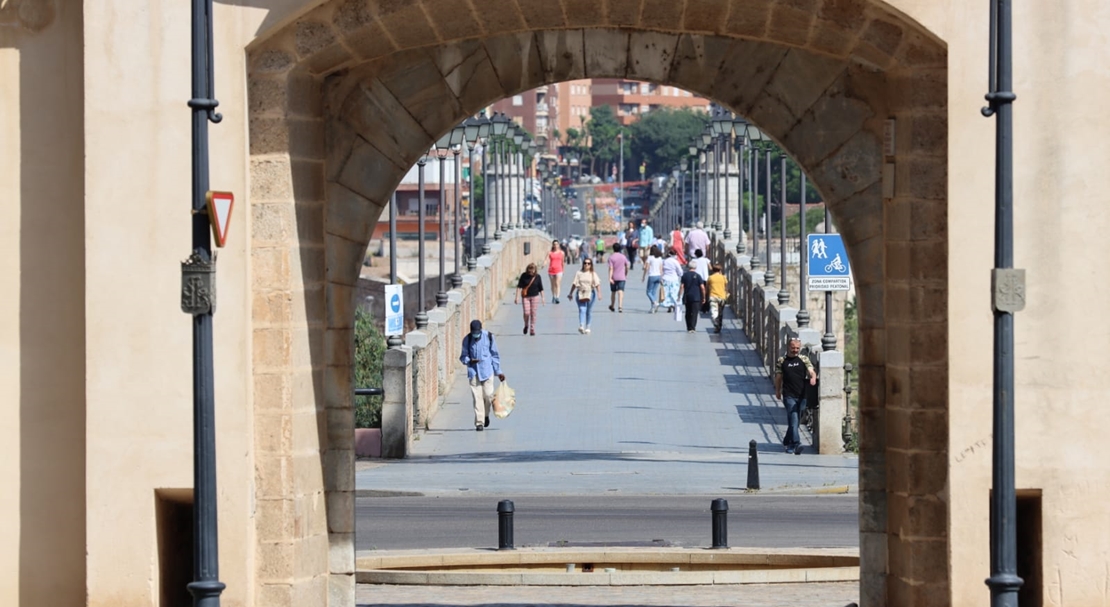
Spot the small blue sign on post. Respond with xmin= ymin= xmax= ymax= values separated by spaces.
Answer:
xmin=807 ymin=234 xmax=852 ymax=291
xmin=384 ymin=284 xmax=404 ymax=336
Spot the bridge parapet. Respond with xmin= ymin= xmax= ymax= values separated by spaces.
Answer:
xmin=710 ymin=237 xmax=849 ymax=454
xmin=380 ymin=230 xmax=551 ymax=457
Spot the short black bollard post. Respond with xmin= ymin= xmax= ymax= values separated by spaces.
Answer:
xmin=497 ymin=500 xmax=515 ymax=550
xmin=746 ymin=440 xmax=760 ymax=490
xmin=710 ymin=499 xmax=729 ymax=549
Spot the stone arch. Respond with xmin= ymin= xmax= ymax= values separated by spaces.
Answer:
xmin=245 ymin=2 xmax=947 ymax=605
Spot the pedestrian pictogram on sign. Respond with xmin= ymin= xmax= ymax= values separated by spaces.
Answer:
xmin=807 ymin=233 xmax=852 ymax=291
xmin=206 ymin=191 xmax=235 ymax=248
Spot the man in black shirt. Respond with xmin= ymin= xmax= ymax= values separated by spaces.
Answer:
xmin=774 ymin=338 xmax=817 ymax=454
xmin=678 ymin=261 xmax=706 ymax=333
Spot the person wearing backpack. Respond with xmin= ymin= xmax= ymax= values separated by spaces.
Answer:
xmin=459 ymin=320 xmax=505 ymax=431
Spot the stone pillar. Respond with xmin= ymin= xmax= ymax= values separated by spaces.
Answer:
xmin=380 ymin=347 xmax=413 ymax=458
xmin=818 ymin=350 xmax=846 ymax=454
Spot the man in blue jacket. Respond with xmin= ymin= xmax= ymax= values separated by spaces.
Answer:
xmin=459 ymin=319 xmax=505 ymax=431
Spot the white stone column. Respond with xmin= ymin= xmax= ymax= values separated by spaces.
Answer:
xmin=380 ymin=347 xmax=413 ymax=458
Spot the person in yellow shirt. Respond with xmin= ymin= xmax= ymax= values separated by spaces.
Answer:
xmin=706 ymin=264 xmax=729 ymax=334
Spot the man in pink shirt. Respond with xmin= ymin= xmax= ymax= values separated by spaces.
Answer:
xmin=685 ymin=221 xmax=711 ymax=261
xmin=607 ymin=243 xmax=630 ymax=313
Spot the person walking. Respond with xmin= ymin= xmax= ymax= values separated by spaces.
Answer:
xmin=637 ymin=219 xmax=654 ymax=267
xmin=678 ymin=260 xmax=706 ymax=333
xmin=624 ymin=221 xmax=640 ymax=269
xmin=685 ymin=221 xmax=710 ymax=261
xmin=459 ymin=320 xmax=505 ymax=431
xmin=514 ymin=263 xmax=545 ymax=336
xmin=546 ymin=240 xmax=565 ymax=303
xmin=607 ymin=243 xmax=630 ymax=313
xmin=669 ymin=224 xmax=687 ymax=267
xmin=568 ymin=258 xmax=602 ymax=334
xmin=660 ymin=248 xmax=684 ymax=314
xmin=594 ymin=235 xmax=606 ymax=262
xmin=691 ymin=249 xmax=711 ymax=313
xmin=641 ymin=245 xmax=663 ymax=313
xmin=775 ymin=338 xmax=818 ymax=454
xmin=706 ymin=264 xmax=729 ymax=333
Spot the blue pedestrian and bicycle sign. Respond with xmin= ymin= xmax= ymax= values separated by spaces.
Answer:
xmin=384 ymin=284 xmax=404 ymax=336
xmin=807 ymin=234 xmax=852 ymax=291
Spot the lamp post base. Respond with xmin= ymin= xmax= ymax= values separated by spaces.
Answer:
xmin=750 ymin=256 xmax=761 ymax=270
xmin=467 ymin=258 xmax=477 ymax=271
xmin=387 ymin=334 xmax=404 ymax=349
xmin=712 ymin=222 xmax=722 ymax=232
xmin=435 ymin=290 xmax=448 ymax=307
xmin=764 ymin=270 xmax=775 ymax=288
xmin=482 ymin=243 xmax=491 ymax=255
xmin=821 ymin=332 xmax=837 ymax=351
xmin=777 ymin=290 xmax=790 ymax=305
xmin=797 ymin=309 xmax=810 ymax=327
xmin=723 ymin=228 xmax=732 ymax=240
xmin=494 ymin=230 xmax=502 ymax=241
xmin=451 ymin=273 xmax=463 ymax=288
xmin=415 ymin=311 xmax=429 ymax=330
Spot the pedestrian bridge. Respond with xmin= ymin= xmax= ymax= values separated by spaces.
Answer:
xmin=362 ymin=230 xmax=857 ymax=496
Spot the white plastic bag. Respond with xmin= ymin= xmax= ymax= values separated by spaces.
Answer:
xmin=673 ymin=303 xmax=683 ymax=322
xmin=492 ymin=380 xmax=516 ymax=419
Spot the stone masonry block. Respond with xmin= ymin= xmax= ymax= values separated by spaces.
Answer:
xmin=607 ymin=0 xmax=640 ymax=26
xmin=329 ymin=532 xmax=356 ymax=574
xmin=724 ymin=0 xmax=770 ymax=37
xmin=442 ymin=48 xmax=506 ymax=114
xmin=326 ymin=182 xmax=378 ymax=245
xmin=253 ymin=327 xmax=292 ymax=371
xmin=896 ymin=30 xmax=947 ymax=69
xmin=472 ymin=0 xmax=526 ymax=35
xmin=911 ymin=199 xmax=946 ymax=242
xmin=811 ymin=130 xmax=882 ymax=204
xmin=766 ymin=4 xmax=815 ymax=46
xmin=886 ymin=408 xmax=947 ymax=454
xmin=516 ymin=0 xmax=565 ymax=28
xmin=294 ymin=533 xmax=330 ymax=579
xmin=292 ymin=160 xmax=326 ymax=203
xmin=291 ymin=574 xmax=328 ymax=607
xmin=342 ymin=77 xmax=430 ymax=169
xmin=253 ymin=202 xmax=296 ymax=246
xmin=254 ymin=290 xmax=294 ymax=328
xmin=899 ymin=156 xmax=947 ymax=202
xmin=376 ymin=4 xmax=438 ymax=51
xmin=337 ymin=137 xmax=402 ymax=212
xmin=669 ymin=35 xmax=733 ymax=101
xmin=343 ymin=18 xmax=396 ymax=62
xmin=859 ymin=488 xmax=888 ymax=533
xmin=683 ymin=0 xmax=728 ymax=32
xmin=639 ymin=0 xmax=684 ymax=29
xmin=888 ymin=536 xmax=947 ymax=584
xmin=292 ymin=453 xmax=325 ymax=496
xmin=257 ymin=582 xmax=294 ymax=607
xmin=910 ymin=283 xmax=946 ymax=323
xmin=888 ymin=493 xmax=948 ymax=539
xmin=325 ymin=118 xmax=357 ymax=182
xmin=584 ymin=29 xmax=630 ymax=78
xmin=326 ymin=406 xmax=354 ymax=447
xmin=887 ymin=449 xmax=947 ymax=495
xmin=333 ymin=0 xmax=374 ymax=34
xmin=256 ymin=413 xmax=294 ymax=455
xmin=255 ymin=373 xmax=291 ymax=412
xmin=709 ymin=39 xmax=787 ymax=116
xmin=626 ymin=31 xmax=679 ymax=84
xmin=251 ymin=157 xmax=295 ymax=202
xmin=379 ymin=58 xmax=462 ymax=143
xmin=329 ymin=574 xmax=356 ymax=607
xmin=423 ymin=0 xmax=483 ymax=41
xmin=746 ymin=92 xmax=798 ymax=145
xmin=818 ymin=0 xmax=868 ymax=32
xmin=324 ymin=448 xmax=352 ymax=497
xmin=860 ymin=18 xmax=904 ymax=58
xmin=891 ymin=68 xmax=946 ymax=112
xmin=888 ymin=577 xmax=951 ymax=607
xmin=326 ymin=281 xmax=356 ymax=329
xmin=908 ymin=322 xmax=945 ymax=366
xmin=807 ymin=19 xmax=855 ymax=57
xmin=484 ymin=33 xmax=545 ymax=98
xmin=256 ymin=454 xmax=293 ymax=500
xmin=766 ymin=48 xmax=848 ymax=122
xmin=258 ymin=540 xmax=295 ymax=581
xmin=250 ymin=74 xmax=288 ymax=118
xmin=536 ymin=29 xmax=586 ymax=83
xmin=251 ymin=116 xmax=291 ymax=157
xmin=326 ymin=489 xmax=355 ymax=531
xmin=783 ymin=76 xmax=873 ymax=169
xmin=564 ymin=0 xmax=603 ymax=27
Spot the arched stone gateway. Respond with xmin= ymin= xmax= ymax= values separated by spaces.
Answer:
xmin=246 ymin=1 xmax=947 ymax=605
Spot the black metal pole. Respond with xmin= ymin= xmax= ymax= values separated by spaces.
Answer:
xmin=983 ymin=0 xmax=1022 ymax=604
xmin=777 ymin=156 xmax=789 ymax=305
xmin=746 ymin=439 xmax=760 ymax=490
xmin=452 ymin=149 xmax=463 ymax=288
xmin=482 ymin=142 xmax=492 ymax=253
xmin=493 ymin=139 xmax=502 ymax=239
xmin=764 ymin=149 xmax=774 ymax=287
xmin=713 ymin=139 xmax=721 ymax=232
xmin=467 ymin=146 xmax=477 ymax=270
xmin=415 ymin=158 xmax=428 ymax=329
xmin=186 ymin=1 xmax=225 ymax=605
xmin=751 ymin=148 xmax=760 ymax=270
xmin=736 ymin=141 xmax=746 ymax=254
xmin=821 ymin=204 xmax=836 ymax=351
xmin=690 ymin=158 xmax=697 ymax=227
xmin=797 ymin=173 xmax=810 ymax=326
xmin=723 ymin=136 xmax=732 ymax=240
xmin=436 ymin=154 xmax=448 ymax=307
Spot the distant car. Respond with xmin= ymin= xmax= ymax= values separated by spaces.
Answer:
xmin=571 ymin=208 xmax=582 ymax=221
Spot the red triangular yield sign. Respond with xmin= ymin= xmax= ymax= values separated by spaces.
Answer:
xmin=206 ymin=190 xmax=234 ymax=248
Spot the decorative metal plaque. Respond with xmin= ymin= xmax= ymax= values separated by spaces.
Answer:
xmin=991 ymin=268 xmax=1025 ymax=313
xmin=181 ymin=250 xmax=216 ymax=315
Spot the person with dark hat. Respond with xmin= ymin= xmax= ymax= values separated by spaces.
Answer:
xmin=459 ymin=319 xmax=504 ymax=431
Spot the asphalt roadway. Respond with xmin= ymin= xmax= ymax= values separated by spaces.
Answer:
xmin=356 ymin=493 xmax=857 ymax=551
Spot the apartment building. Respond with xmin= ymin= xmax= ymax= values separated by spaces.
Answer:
xmin=591 ymin=79 xmax=710 ymax=125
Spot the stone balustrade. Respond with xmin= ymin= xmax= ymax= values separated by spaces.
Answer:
xmin=379 ymin=230 xmax=551 ymax=458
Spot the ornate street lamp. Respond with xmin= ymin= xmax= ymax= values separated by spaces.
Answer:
xmin=733 ymin=115 xmax=749 ymax=253
xmin=712 ymin=110 xmax=732 ymax=236
xmin=449 ymin=124 xmax=465 ymax=288
xmin=462 ymin=113 xmax=487 ymax=268
xmin=414 ymin=148 xmax=430 ymax=330
xmin=433 ymin=130 xmax=455 ymax=307
xmin=777 ymin=155 xmax=790 ymax=306
xmin=746 ymin=125 xmax=764 ymax=270
xmin=491 ymin=113 xmax=511 ymax=237
xmin=700 ymin=128 xmax=715 ymax=232
xmin=688 ymin=142 xmax=698 ymax=228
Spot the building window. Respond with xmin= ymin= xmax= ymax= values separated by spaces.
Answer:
xmin=512 ymin=95 xmax=523 ymax=106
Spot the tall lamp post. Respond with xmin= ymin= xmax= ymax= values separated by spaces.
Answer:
xmin=821 ymin=201 xmax=837 ymax=350
xmin=511 ymin=127 xmax=525 ymax=230
xmin=763 ymin=137 xmax=775 ymax=289
xmin=983 ymin=0 xmax=1023 ymax=604
xmin=700 ymin=129 xmax=715 ymax=232
xmin=185 ymin=0 xmax=225 ymax=605
xmin=450 ymin=125 xmax=465 ymax=288
xmin=747 ymin=126 xmax=764 ymax=270
xmin=797 ymin=173 xmax=810 ymax=326
xmin=734 ymin=115 xmax=749 ymax=254
xmin=712 ymin=110 xmax=732 ymax=239
xmin=688 ymin=143 xmax=697 ymax=228
xmin=490 ymin=112 xmax=510 ymax=239
xmin=414 ymin=151 xmax=429 ymax=329
xmin=434 ymin=128 xmax=463 ymax=305
xmin=777 ymin=155 xmax=790 ymax=305
xmin=462 ymin=112 xmax=489 ymax=269
xmin=387 ymin=192 xmax=402 ymax=349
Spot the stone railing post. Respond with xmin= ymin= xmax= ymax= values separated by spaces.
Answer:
xmin=817 ymin=349 xmax=846 ymax=454
xmin=380 ymin=347 xmax=413 ymax=458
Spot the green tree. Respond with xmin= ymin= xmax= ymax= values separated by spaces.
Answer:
xmin=629 ymin=108 xmax=709 ymax=180
xmin=586 ymin=105 xmax=626 ymax=178
xmin=353 ymin=308 xmax=386 ymax=428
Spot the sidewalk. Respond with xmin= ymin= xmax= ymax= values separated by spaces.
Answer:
xmin=357 ymin=260 xmax=858 ymax=497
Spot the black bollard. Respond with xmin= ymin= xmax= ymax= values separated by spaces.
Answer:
xmin=710 ymin=499 xmax=729 ymax=549
xmin=497 ymin=500 xmax=515 ymax=550
xmin=746 ymin=440 xmax=760 ymax=490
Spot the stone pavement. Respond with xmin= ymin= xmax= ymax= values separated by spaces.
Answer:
xmin=357 ymin=582 xmax=859 ymax=606
xmin=357 ymin=260 xmax=858 ymax=497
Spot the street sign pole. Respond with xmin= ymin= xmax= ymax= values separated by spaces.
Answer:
xmin=184 ymin=0 xmax=225 ymax=606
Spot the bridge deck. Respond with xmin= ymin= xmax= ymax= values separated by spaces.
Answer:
xmin=357 ymin=260 xmax=858 ymax=496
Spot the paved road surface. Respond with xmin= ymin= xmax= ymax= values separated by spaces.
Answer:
xmin=357 ymin=494 xmax=857 ymax=551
